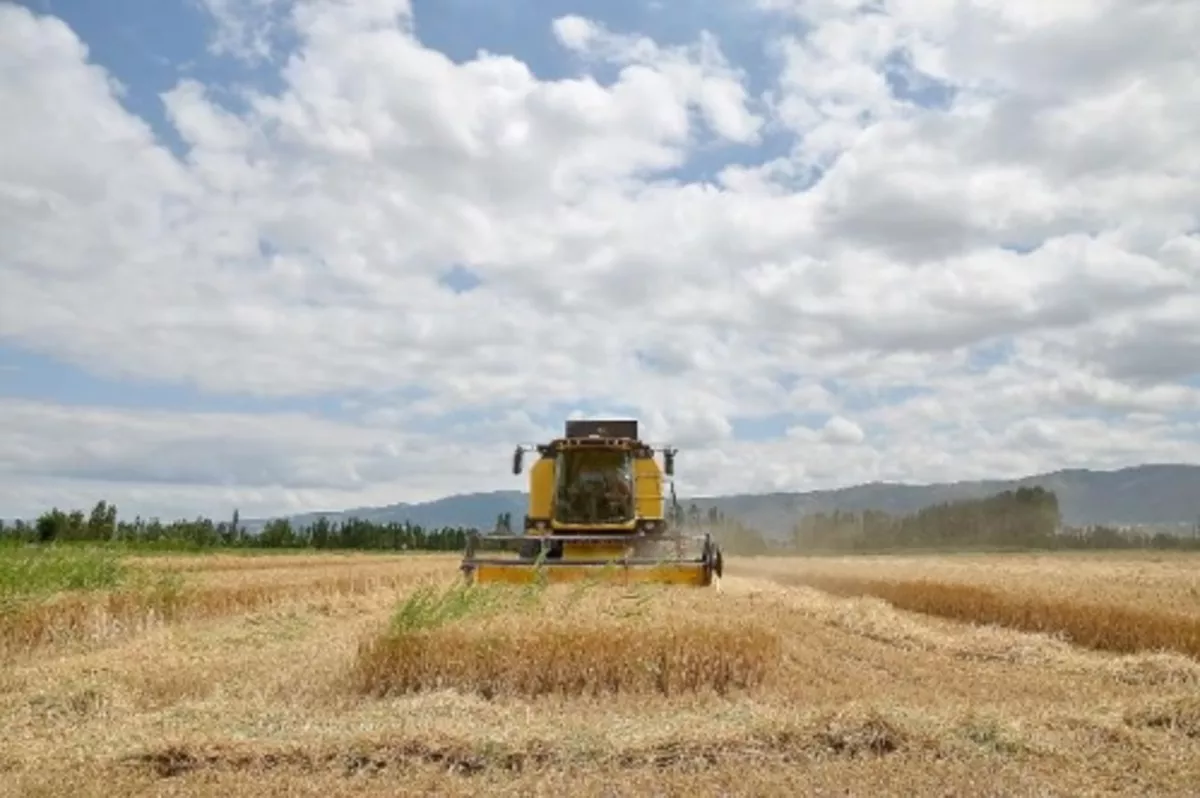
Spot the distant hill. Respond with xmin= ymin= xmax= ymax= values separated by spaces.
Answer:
xmin=277 ymin=490 xmax=529 ymax=532
xmin=255 ymin=463 xmax=1200 ymax=534
xmin=679 ymin=463 xmax=1200 ymax=534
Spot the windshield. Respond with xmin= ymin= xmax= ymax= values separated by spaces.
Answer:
xmin=553 ymin=448 xmax=635 ymax=524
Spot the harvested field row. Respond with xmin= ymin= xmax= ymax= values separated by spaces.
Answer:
xmin=26 ymin=696 xmax=1200 ymax=797
xmin=760 ymin=571 xmax=1200 ymax=660
xmin=116 ymin=694 xmax=1200 ymax=778
xmin=22 ymin=754 xmax=1196 ymax=798
xmin=121 ymin=709 xmax=917 ymax=779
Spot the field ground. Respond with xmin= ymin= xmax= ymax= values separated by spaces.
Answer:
xmin=2 ymin=549 xmax=1200 ymax=796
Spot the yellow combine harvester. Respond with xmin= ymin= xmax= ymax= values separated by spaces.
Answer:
xmin=460 ymin=418 xmax=723 ymax=588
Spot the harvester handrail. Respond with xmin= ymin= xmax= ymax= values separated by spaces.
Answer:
xmin=463 ymin=555 xmax=711 ymax=566
xmin=472 ymin=532 xmax=711 ymax=543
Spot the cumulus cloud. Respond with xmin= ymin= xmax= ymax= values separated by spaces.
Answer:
xmin=0 ymin=398 xmax=533 ymax=519
xmin=820 ymin=416 xmax=865 ymax=446
xmin=551 ymin=15 xmax=597 ymax=52
xmin=196 ymin=0 xmax=292 ymax=63
xmin=1 ymin=0 xmax=1198 ymax=519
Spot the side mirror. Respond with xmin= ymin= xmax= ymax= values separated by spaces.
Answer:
xmin=512 ymin=446 xmax=524 ymax=475
xmin=663 ymin=449 xmax=675 ymax=476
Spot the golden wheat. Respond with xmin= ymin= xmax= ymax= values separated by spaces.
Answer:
xmin=737 ymin=552 xmax=1200 ymax=616
xmin=353 ymin=618 xmax=780 ymax=698
xmin=4 ymin=552 xmax=1200 ymax=798
xmin=350 ymin=581 xmax=782 ymax=698
xmin=748 ymin=565 xmax=1200 ymax=660
xmin=0 ymin=570 xmax=411 ymax=659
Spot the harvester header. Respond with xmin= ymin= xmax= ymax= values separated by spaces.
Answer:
xmin=461 ymin=417 xmax=721 ymax=588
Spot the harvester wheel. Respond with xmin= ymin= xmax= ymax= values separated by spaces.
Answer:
xmin=701 ymin=533 xmax=724 ymax=583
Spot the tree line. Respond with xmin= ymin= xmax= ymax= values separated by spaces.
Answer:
xmin=4 ymin=487 xmax=1197 ymax=554
xmin=689 ymin=486 xmax=1200 ymax=553
xmin=789 ymin=485 xmax=1063 ymax=552
xmin=0 ymin=501 xmax=472 ymax=551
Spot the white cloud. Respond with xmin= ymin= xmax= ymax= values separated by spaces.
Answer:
xmin=549 ymin=15 xmax=764 ymax=144
xmin=1 ymin=0 xmax=1199 ymax=519
xmin=196 ymin=0 xmax=294 ymax=63
xmin=551 ymin=15 xmax=597 ymax=52
xmin=820 ymin=416 xmax=865 ymax=445
xmin=0 ymin=397 xmax=545 ymax=519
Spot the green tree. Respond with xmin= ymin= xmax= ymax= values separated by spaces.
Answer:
xmin=35 ymin=508 xmax=68 ymax=543
xmin=87 ymin=500 xmax=118 ymax=541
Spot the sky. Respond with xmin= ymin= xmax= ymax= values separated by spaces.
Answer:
xmin=2 ymin=0 xmax=1199 ymax=521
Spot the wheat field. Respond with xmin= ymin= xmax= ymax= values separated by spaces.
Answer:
xmin=2 ymin=548 xmax=1199 ymax=797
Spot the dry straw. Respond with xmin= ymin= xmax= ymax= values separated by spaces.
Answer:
xmin=351 ymin=580 xmax=782 ymax=698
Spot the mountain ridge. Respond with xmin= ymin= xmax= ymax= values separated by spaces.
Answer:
xmin=262 ymin=463 xmax=1200 ymax=533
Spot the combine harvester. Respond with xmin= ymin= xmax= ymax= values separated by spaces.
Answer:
xmin=460 ymin=418 xmax=723 ymax=588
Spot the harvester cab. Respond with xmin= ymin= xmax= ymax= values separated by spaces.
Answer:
xmin=460 ymin=418 xmax=723 ymax=587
